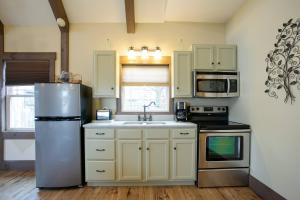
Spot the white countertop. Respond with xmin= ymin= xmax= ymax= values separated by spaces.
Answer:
xmin=83 ymin=120 xmax=197 ymax=128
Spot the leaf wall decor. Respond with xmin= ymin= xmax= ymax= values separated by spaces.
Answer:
xmin=265 ymin=18 xmax=300 ymax=104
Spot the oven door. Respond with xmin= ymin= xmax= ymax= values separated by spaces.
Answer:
xmin=193 ymin=73 xmax=239 ymax=97
xmin=199 ymin=130 xmax=250 ymax=169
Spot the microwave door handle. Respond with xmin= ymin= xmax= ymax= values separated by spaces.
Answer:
xmin=227 ymin=78 xmax=230 ymax=95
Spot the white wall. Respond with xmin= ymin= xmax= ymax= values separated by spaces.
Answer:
xmin=225 ymin=0 xmax=300 ymax=199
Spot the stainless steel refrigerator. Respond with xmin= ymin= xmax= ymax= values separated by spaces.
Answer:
xmin=34 ymin=83 xmax=92 ymax=188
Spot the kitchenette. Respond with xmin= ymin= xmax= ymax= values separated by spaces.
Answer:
xmin=33 ymin=42 xmax=251 ymax=190
xmin=1 ymin=1 xmax=298 ymax=200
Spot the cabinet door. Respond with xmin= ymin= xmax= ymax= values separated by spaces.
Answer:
xmin=145 ymin=140 xmax=169 ymax=181
xmin=171 ymin=140 xmax=196 ymax=180
xmin=93 ymin=51 xmax=117 ymax=97
xmin=215 ymin=45 xmax=237 ymax=71
xmin=192 ymin=45 xmax=215 ymax=70
xmin=117 ymin=140 xmax=142 ymax=180
xmin=173 ymin=51 xmax=192 ymax=97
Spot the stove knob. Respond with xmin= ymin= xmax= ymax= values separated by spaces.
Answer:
xmin=217 ymin=107 xmax=221 ymax=111
xmin=196 ymin=107 xmax=200 ymax=111
xmin=222 ymin=108 xmax=226 ymax=111
xmin=191 ymin=108 xmax=195 ymax=111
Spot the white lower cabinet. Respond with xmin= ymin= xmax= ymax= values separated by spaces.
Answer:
xmin=145 ymin=140 xmax=169 ymax=180
xmin=84 ymin=127 xmax=196 ymax=185
xmin=86 ymin=161 xmax=115 ymax=181
xmin=117 ymin=140 xmax=142 ymax=181
xmin=171 ymin=140 xmax=196 ymax=180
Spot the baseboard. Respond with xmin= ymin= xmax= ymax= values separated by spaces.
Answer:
xmin=0 ymin=161 xmax=5 ymax=170
xmin=249 ymin=175 xmax=286 ymax=200
xmin=4 ymin=160 xmax=35 ymax=171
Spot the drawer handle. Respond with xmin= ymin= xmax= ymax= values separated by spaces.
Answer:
xmin=96 ymin=149 xmax=106 ymax=152
xmin=96 ymin=170 xmax=106 ymax=173
xmin=180 ymin=132 xmax=190 ymax=135
xmin=96 ymin=132 xmax=105 ymax=135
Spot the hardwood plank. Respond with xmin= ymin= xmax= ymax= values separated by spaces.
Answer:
xmin=0 ymin=171 xmax=262 ymax=200
xmin=124 ymin=0 xmax=135 ymax=33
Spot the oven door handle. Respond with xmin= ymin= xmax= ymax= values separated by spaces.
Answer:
xmin=200 ymin=129 xmax=251 ymax=133
xmin=227 ymin=78 xmax=230 ymax=95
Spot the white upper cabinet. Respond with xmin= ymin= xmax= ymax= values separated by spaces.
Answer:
xmin=93 ymin=51 xmax=119 ymax=98
xmin=215 ymin=45 xmax=237 ymax=71
xmin=193 ymin=44 xmax=237 ymax=71
xmin=192 ymin=45 xmax=215 ymax=70
xmin=173 ymin=51 xmax=193 ymax=97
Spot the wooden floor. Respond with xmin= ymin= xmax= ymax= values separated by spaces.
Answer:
xmin=0 ymin=171 xmax=262 ymax=200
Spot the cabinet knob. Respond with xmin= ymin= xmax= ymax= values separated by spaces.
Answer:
xmin=211 ymin=62 xmax=215 ymax=65
xmin=173 ymin=147 xmax=177 ymax=150
xmin=176 ymin=87 xmax=179 ymax=90
xmin=139 ymin=147 xmax=142 ymax=150
xmin=146 ymin=147 xmax=150 ymax=150
xmin=218 ymin=62 xmax=221 ymax=65
xmin=111 ymin=87 xmax=114 ymax=90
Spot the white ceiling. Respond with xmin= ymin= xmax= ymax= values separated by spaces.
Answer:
xmin=0 ymin=0 xmax=56 ymax=25
xmin=0 ymin=0 xmax=246 ymax=25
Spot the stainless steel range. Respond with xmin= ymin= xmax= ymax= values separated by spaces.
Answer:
xmin=188 ymin=106 xmax=251 ymax=187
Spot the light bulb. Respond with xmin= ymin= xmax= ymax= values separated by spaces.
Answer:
xmin=141 ymin=46 xmax=149 ymax=59
xmin=127 ymin=46 xmax=136 ymax=60
xmin=154 ymin=47 xmax=162 ymax=60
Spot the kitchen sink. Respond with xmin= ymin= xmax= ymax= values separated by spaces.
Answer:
xmin=122 ymin=121 xmax=166 ymax=125
xmin=123 ymin=121 xmax=144 ymax=125
xmin=145 ymin=122 xmax=166 ymax=125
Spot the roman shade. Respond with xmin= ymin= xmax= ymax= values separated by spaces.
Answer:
xmin=5 ymin=60 xmax=53 ymax=85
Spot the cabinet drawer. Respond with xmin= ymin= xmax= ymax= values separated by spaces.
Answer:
xmin=86 ymin=161 xmax=115 ymax=181
xmin=144 ymin=129 xmax=169 ymax=139
xmin=85 ymin=128 xmax=114 ymax=139
xmin=171 ymin=129 xmax=196 ymax=139
xmin=85 ymin=140 xmax=115 ymax=160
xmin=117 ymin=129 xmax=142 ymax=139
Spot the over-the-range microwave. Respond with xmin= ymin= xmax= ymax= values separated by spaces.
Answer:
xmin=193 ymin=71 xmax=240 ymax=97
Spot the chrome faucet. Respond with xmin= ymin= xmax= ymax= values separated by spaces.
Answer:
xmin=139 ymin=101 xmax=156 ymax=121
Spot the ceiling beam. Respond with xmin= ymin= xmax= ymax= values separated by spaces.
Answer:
xmin=0 ymin=20 xmax=4 ymax=53
xmin=48 ymin=0 xmax=69 ymax=32
xmin=124 ymin=0 xmax=135 ymax=33
xmin=48 ymin=0 xmax=69 ymax=72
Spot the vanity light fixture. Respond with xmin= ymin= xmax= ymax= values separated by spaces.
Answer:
xmin=127 ymin=46 xmax=162 ymax=60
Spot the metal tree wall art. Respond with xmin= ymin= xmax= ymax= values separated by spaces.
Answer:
xmin=265 ymin=18 xmax=300 ymax=104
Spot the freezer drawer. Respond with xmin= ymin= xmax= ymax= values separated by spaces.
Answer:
xmin=35 ymin=83 xmax=81 ymax=117
xmin=35 ymin=120 xmax=82 ymax=188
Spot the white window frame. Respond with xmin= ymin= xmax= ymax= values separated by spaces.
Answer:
xmin=119 ymin=64 xmax=171 ymax=114
xmin=5 ymin=86 xmax=35 ymax=132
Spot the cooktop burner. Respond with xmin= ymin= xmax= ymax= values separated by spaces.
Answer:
xmin=187 ymin=106 xmax=250 ymax=131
